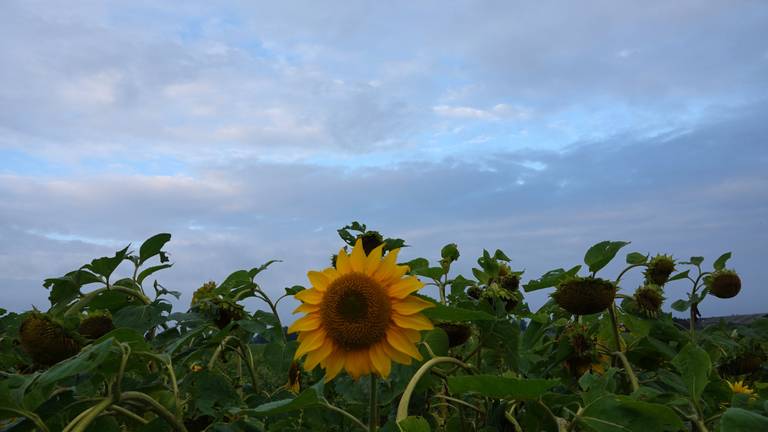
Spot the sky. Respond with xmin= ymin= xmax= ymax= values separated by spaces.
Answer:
xmin=1 ymin=1 xmax=767 ymax=320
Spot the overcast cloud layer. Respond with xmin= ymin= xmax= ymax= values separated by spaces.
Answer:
xmin=1 ymin=1 xmax=767 ymax=319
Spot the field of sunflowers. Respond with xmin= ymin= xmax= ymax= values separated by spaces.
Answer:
xmin=1 ymin=223 xmax=766 ymax=431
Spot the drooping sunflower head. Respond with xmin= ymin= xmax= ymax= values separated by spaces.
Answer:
xmin=78 ymin=311 xmax=115 ymax=340
xmin=289 ymin=239 xmax=435 ymax=381
xmin=561 ymin=324 xmax=607 ymax=376
xmin=190 ymin=281 xmax=218 ymax=307
xmin=19 ymin=312 xmax=81 ymax=366
xmin=482 ymin=282 xmax=522 ymax=312
xmin=707 ymin=269 xmax=741 ymax=299
xmin=632 ymin=284 xmax=665 ymax=318
xmin=287 ymin=361 xmax=301 ymax=394
xmin=643 ymin=254 xmax=676 ymax=286
xmin=358 ymin=231 xmax=384 ymax=256
xmin=436 ymin=323 xmax=472 ymax=348
xmin=552 ymin=276 xmax=616 ymax=315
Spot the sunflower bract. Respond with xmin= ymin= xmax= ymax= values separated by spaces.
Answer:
xmin=288 ymin=239 xmax=435 ymax=381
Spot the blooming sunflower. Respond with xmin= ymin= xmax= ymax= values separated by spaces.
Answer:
xmin=727 ymin=380 xmax=756 ymax=398
xmin=288 ymin=239 xmax=435 ymax=381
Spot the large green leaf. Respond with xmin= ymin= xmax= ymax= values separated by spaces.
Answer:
xmin=721 ymin=408 xmax=768 ymax=431
xmin=248 ymin=386 xmax=322 ymax=416
xmin=138 ymin=233 xmax=172 ymax=265
xmin=398 ymin=416 xmax=431 ymax=432
xmin=713 ymin=252 xmax=732 ymax=271
xmin=84 ymin=246 xmax=130 ymax=281
xmin=671 ymin=343 xmax=711 ymax=401
xmin=447 ymin=375 xmax=559 ymax=399
xmin=523 ymin=266 xmax=581 ymax=292
xmin=35 ymin=338 xmax=115 ymax=388
xmin=584 ymin=241 xmax=630 ymax=274
xmin=577 ymin=395 xmax=684 ymax=431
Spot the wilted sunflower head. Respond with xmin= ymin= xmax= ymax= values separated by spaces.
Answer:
xmin=78 ymin=311 xmax=115 ymax=340
xmin=633 ymin=284 xmax=665 ymax=318
xmin=552 ymin=276 xmax=616 ymax=315
xmin=288 ymin=238 xmax=435 ymax=381
xmin=436 ymin=323 xmax=472 ymax=348
xmin=358 ymin=231 xmax=384 ymax=256
xmin=466 ymin=285 xmax=483 ymax=300
xmin=707 ymin=269 xmax=741 ymax=299
xmin=287 ymin=361 xmax=301 ymax=393
xmin=643 ymin=255 xmax=676 ymax=286
xmin=19 ymin=312 xmax=81 ymax=366
xmin=563 ymin=324 xmax=593 ymax=357
xmin=482 ymin=282 xmax=521 ymax=312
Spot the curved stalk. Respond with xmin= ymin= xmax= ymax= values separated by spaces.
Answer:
xmin=322 ymin=401 xmax=369 ymax=431
xmin=0 ymin=407 xmax=50 ymax=432
xmin=615 ymin=264 xmax=645 ymax=284
xmin=67 ymin=397 xmax=113 ymax=432
xmin=208 ymin=335 xmax=239 ymax=370
xmin=121 ymin=391 xmax=188 ymax=432
xmin=396 ymin=356 xmax=473 ymax=422
xmin=66 ymin=286 xmax=151 ymax=316
xmin=613 ymin=351 xmax=639 ymax=392
xmin=109 ymin=405 xmax=149 ymax=425
xmin=433 ymin=394 xmax=484 ymax=414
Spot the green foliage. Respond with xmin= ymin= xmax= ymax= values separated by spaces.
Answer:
xmin=0 ymin=230 xmax=765 ymax=432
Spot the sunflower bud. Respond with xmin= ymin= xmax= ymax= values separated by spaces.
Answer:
xmin=19 ymin=312 xmax=81 ymax=366
xmin=191 ymin=281 xmax=217 ymax=307
xmin=78 ymin=312 xmax=115 ymax=340
xmin=632 ymin=284 xmax=665 ymax=318
xmin=643 ymin=255 xmax=676 ymax=286
xmin=436 ymin=323 xmax=472 ymax=348
xmin=707 ymin=269 xmax=741 ymax=299
xmin=552 ymin=276 xmax=616 ymax=315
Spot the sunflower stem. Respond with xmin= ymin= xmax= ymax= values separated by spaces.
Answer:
xmin=369 ymin=374 xmax=379 ymax=432
xmin=607 ymin=304 xmax=624 ymax=353
xmin=396 ymin=356 xmax=473 ymax=423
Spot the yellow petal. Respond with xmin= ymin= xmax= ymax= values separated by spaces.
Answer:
xmin=393 ymin=313 xmax=434 ymax=331
xmin=336 ymin=247 xmax=351 ymax=274
xmin=388 ymin=277 xmax=423 ymax=299
xmin=307 ymin=271 xmax=329 ymax=292
xmin=345 ymin=349 xmax=371 ymax=380
xmin=287 ymin=314 xmax=322 ymax=333
xmin=295 ymin=288 xmax=323 ymax=305
xmin=304 ymin=341 xmax=334 ymax=371
xmin=391 ymin=296 xmax=435 ymax=315
xmin=382 ymin=341 xmax=412 ymax=365
xmin=373 ymin=248 xmax=400 ymax=280
xmin=350 ymin=238 xmax=366 ymax=272
xmin=323 ymin=267 xmax=340 ymax=280
xmin=386 ymin=327 xmax=423 ymax=361
xmin=404 ymin=327 xmax=424 ymax=343
xmin=294 ymin=330 xmax=326 ymax=359
xmin=323 ymin=353 xmax=345 ymax=382
xmin=292 ymin=303 xmax=320 ymax=314
xmin=369 ymin=343 xmax=391 ymax=378
xmin=365 ymin=243 xmax=385 ymax=274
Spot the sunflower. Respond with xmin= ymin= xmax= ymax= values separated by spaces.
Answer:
xmin=727 ymin=380 xmax=756 ymax=398
xmin=289 ymin=239 xmax=435 ymax=381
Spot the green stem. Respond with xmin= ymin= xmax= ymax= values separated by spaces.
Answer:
xmin=322 ymin=401 xmax=369 ymax=431
xmin=255 ymin=291 xmax=287 ymax=344
xmin=109 ymin=405 xmax=149 ymax=425
xmin=614 ymin=351 xmax=639 ymax=392
xmin=607 ymin=304 xmax=624 ymax=353
xmin=121 ymin=391 xmax=188 ymax=432
xmin=235 ymin=338 xmax=260 ymax=391
xmin=433 ymin=395 xmax=484 ymax=414
xmin=396 ymin=356 xmax=473 ymax=422
xmin=615 ymin=264 xmax=645 ymax=284
xmin=0 ymin=407 xmax=50 ymax=432
xmin=208 ymin=335 xmax=239 ymax=369
xmin=369 ymin=374 xmax=379 ymax=432
xmin=65 ymin=286 xmax=151 ymax=316
xmin=68 ymin=397 xmax=113 ymax=432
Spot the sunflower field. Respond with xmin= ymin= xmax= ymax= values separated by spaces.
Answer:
xmin=1 ymin=224 xmax=767 ymax=432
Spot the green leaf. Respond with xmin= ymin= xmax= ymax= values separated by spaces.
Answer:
xmin=523 ymin=265 xmax=581 ymax=292
xmin=626 ymin=252 xmax=648 ymax=265
xmin=687 ymin=256 xmax=704 ymax=266
xmin=94 ymin=328 xmax=150 ymax=351
xmin=447 ymin=375 xmax=559 ymax=399
xmin=667 ymin=270 xmax=690 ymax=282
xmin=218 ymin=270 xmax=251 ymax=293
xmin=112 ymin=303 xmax=169 ymax=334
xmin=138 ymin=233 xmax=171 ymax=265
xmin=84 ymin=246 xmax=130 ymax=281
xmin=721 ymin=408 xmax=768 ymax=431
xmin=421 ymin=328 xmax=449 ymax=357
xmin=284 ymin=285 xmax=305 ymax=295
xmin=584 ymin=241 xmax=630 ymax=274
xmin=577 ymin=395 xmax=684 ymax=431
xmin=398 ymin=416 xmax=431 ymax=432
xmin=493 ymin=249 xmax=511 ymax=261
xmin=713 ymin=252 xmax=732 ymax=271
xmin=421 ymin=302 xmax=495 ymax=322
xmin=405 ymin=258 xmax=430 ymax=272
xmin=412 ymin=266 xmax=445 ymax=280
xmin=248 ymin=260 xmax=281 ymax=279
xmin=186 ymin=370 xmax=240 ymax=417
xmin=248 ymin=386 xmax=322 ymax=416
xmin=137 ymin=263 xmax=173 ymax=285
xmin=441 ymin=243 xmax=460 ymax=262
xmin=671 ymin=343 xmax=711 ymax=401
xmin=670 ymin=299 xmax=691 ymax=312
xmin=35 ymin=338 xmax=114 ymax=388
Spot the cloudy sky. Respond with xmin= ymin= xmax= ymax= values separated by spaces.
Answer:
xmin=1 ymin=1 xmax=766 ymax=319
